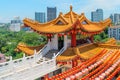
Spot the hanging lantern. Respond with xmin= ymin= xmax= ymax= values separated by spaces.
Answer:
xmin=78 ymin=30 xmax=81 ymax=33
xmin=69 ymin=61 xmax=72 ymax=64
xmin=58 ymin=34 xmax=60 ymax=37
xmin=48 ymin=34 xmax=51 ymax=37
xmin=83 ymin=32 xmax=86 ymax=35
xmin=64 ymin=33 xmax=67 ymax=36
xmin=76 ymin=30 xmax=79 ymax=34
xmin=39 ymin=32 xmax=41 ymax=34
xmin=67 ymin=31 xmax=71 ymax=35
xmin=81 ymin=32 xmax=83 ymax=35
xmin=67 ymin=32 xmax=69 ymax=35
xmin=74 ymin=31 xmax=77 ymax=34
xmin=71 ymin=30 xmax=74 ymax=34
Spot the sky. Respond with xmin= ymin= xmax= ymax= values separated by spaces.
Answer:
xmin=0 ymin=0 xmax=120 ymax=23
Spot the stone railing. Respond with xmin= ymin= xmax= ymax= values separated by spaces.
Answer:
xmin=38 ymin=43 xmax=51 ymax=58
xmin=0 ymin=42 xmax=57 ymax=80
xmin=0 ymin=54 xmax=35 ymax=76
xmin=0 ymin=58 xmax=56 ymax=80
xmin=54 ymin=47 xmax=66 ymax=58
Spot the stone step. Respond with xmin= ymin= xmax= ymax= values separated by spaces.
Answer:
xmin=44 ymin=50 xmax=59 ymax=59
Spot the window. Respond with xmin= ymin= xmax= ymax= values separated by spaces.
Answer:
xmin=82 ymin=20 xmax=88 ymax=24
xmin=56 ymin=20 xmax=64 ymax=25
xmin=119 ymin=29 xmax=120 ymax=33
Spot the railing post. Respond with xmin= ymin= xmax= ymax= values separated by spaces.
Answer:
xmin=52 ymin=53 xmax=56 ymax=59
xmin=22 ymin=53 xmax=26 ymax=63
xmin=9 ymin=56 xmax=14 ymax=72
xmin=34 ymin=49 xmax=37 ymax=62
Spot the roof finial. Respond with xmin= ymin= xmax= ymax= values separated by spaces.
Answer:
xmin=59 ymin=12 xmax=63 ymax=15
xmin=70 ymin=5 xmax=73 ymax=11
xmin=81 ymin=13 xmax=84 ymax=15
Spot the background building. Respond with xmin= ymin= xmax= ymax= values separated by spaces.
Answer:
xmin=109 ymin=14 xmax=114 ymax=23
xmin=91 ymin=9 xmax=103 ymax=22
xmin=47 ymin=7 xmax=57 ymax=22
xmin=9 ymin=17 xmax=21 ymax=32
xmin=114 ymin=13 xmax=120 ymax=25
xmin=35 ymin=12 xmax=45 ymax=23
xmin=108 ymin=25 xmax=120 ymax=40
xmin=91 ymin=12 xmax=98 ymax=22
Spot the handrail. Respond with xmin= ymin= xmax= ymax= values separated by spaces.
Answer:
xmin=54 ymin=47 xmax=66 ymax=58
xmin=36 ymin=43 xmax=51 ymax=58
xmin=0 ymin=57 xmax=56 ymax=80
xmin=36 ymin=44 xmax=48 ymax=54
xmin=0 ymin=45 xmax=49 ymax=68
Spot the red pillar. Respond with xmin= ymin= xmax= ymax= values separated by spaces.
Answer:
xmin=75 ymin=59 xmax=78 ymax=66
xmin=49 ymin=35 xmax=51 ymax=42
xmin=72 ymin=60 xmax=75 ymax=68
xmin=71 ymin=32 xmax=76 ymax=47
xmin=47 ymin=34 xmax=51 ymax=42
xmin=90 ymin=35 xmax=94 ymax=43
xmin=72 ymin=59 xmax=78 ymax=68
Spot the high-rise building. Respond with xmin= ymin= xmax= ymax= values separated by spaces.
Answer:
xmin=109 ymin=14 xmax=114 ymax=23
xmin=91 ymin=9 xmax=103 ymax=22
xmin=114 ymin=13 xmax=120 ymax=25
xmin=47 ymin=7 xmax=57 ymax=22
xmin=35 ymin=12 xmax=45 ymax=23
xmin=108 ymin=25 xmax=120 ymax=40
xmin=96 ymin=9 xmax=103 ymax=21
xmin=91 ymin=12 xmax=98 ymax=22
xmin=9 ymin=17 xmax=21 ymax=32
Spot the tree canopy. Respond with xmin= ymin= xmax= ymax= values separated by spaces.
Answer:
xmin=0 ymin=30 xmax=46 ymax=59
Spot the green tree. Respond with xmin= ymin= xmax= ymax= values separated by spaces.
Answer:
xmin=0 ymin=29 xmax=46 ymax=59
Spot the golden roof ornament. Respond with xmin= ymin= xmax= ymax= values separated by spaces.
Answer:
xmin=59 ymin=12 xmax=63 ymax=15
xmin=70 ymin=5 xmax=73 ymax=11
xmin=81 ymin=13 xmax=84 ymax=15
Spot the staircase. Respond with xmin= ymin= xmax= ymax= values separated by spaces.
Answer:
xmin=44 ymin=50 xmax=59 ymax=59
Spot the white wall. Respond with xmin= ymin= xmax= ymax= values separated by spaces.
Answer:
xmin=10 ymin=23 xmax=21 ymax=32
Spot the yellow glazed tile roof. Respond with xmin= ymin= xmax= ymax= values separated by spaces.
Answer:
xmin=16 ymin=43 xmax=44 ymax=55
xmin=23 ymin=6 xmax=111 ymax=34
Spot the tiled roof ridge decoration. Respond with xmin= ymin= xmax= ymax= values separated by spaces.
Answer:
xmin=23 ymin=6 xmax=112 ymax=34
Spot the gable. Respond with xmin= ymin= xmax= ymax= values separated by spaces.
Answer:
xmin=82 ymin=20 xmax=88 ymax=25
xmin=56 ymin=20 xmax=65 ymax=25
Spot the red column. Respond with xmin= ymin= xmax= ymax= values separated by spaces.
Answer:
xmin=47 ymin=34 xmax=51 ymax=42
xmin=72 ymin=59 xmax=78 ymax=68
xmin=90 ymin=35 xmax=94 ymax=43
xmin=72 ymin=60 xmax=75 ymax=68
xmin=49 ymin=35 xmax=51 ymax=42
xmin=75 ymin=59 xmax=78 ymax=67
xmin=71 ymin=32 xmax=76 ymax=47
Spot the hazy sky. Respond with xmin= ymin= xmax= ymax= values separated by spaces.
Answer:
xmin=0 ymin=0 xmax=120 ymax=23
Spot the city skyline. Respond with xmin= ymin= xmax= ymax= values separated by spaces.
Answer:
xmin=0 ymin=0 xmax=120 ymax=23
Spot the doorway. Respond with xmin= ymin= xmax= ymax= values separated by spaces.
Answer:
xmin=58 ymin=36 xmax=64 ymax=50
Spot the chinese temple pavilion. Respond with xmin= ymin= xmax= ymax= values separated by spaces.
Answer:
xmin=16 ymin=6 xmax=120 ymax=80
xmin=22 ymin=5 xmax=111 ymax=58
xmin=1 ymin=6 xmax=120 ymax=80
xmin=23 ymin=6 xmax=111 ymax=48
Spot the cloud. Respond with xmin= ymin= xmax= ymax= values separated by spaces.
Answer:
xmin=53 ymin=0 xmax=120 ymax=15
xmin=69 ymin=0 xmax=120 ymax=19
xmin=79 ymin=0 xmax=120 ymax=12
